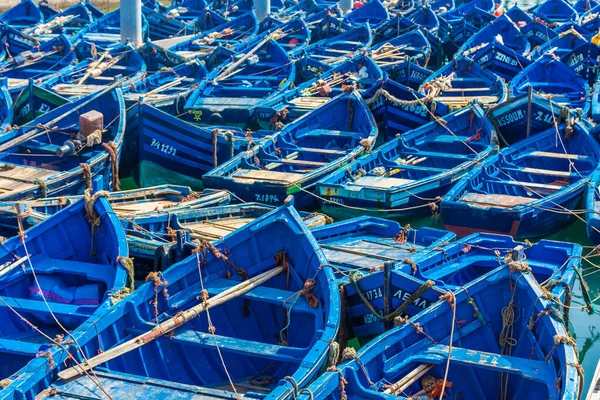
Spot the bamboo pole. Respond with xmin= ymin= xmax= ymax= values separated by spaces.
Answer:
xmin=58 ymin=266 xmax=284 ymax=380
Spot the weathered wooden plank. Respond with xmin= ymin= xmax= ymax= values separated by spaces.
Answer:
xmin=461 ymin=192 xmax=534 ymax=207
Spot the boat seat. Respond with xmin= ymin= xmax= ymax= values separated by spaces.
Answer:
xmin=0 ymin=296 xmax=93 ymax=320
xmin=36 ymin=370 xmax=247 ymax=399
xmin=284 ymin=146 xmax=346 ymax=156
xmin=439 ymin=95 xmax=498 ymax=104
xmin=495 ymin=180 xmax=564 ymax=191
xmin=348 ymin=175 xmax=415 ymax=189
xmin=0 ymin=337 xmax=46 ymax=356
xmin=168 ymin=275 xmax=319 ymax=314
xmin=264 ymin=158 xmax=327 ymax=167
xmin=127 ymin=327 xmax=307 ymax=364
xmin=27 ymin=255 xmax=110 ymax=283
xmin=517 ymin=167 xmax=578 ymax=179
xmin=430 ymin=135 xmax=470 ymax=143
xmin=231 ymin=169 xmax=302 ymax=184
xmin=461 ymin=192 xmax=534 ymax=207
xmin=527 ymin=151 xmax=589 ymax=160
xmin=422 ymin=344 xmax=556 ymax=383
xmin=297 ymin=129 xmax=358 ymax=138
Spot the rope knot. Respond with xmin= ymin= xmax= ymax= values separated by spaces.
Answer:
xmin=394 ymin=315 xmax=409 ymax=326
xmin=402 ymin=258 xmax=417 ymax=275
xmin=341 ymin=346 xmax=357 ymax=361
xmin=302 ymin=279 xmax=319 ymax=308
xmin=439 ymin=292 xmax=455 ymax=308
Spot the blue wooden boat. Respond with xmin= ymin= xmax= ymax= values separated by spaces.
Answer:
xmin=408 ymin=6 xmax=450 ymax=40
xmin=553 ymin=20 xmax=593 ymax=38
xmin=311 ymin=216 xmax=455 ymax=280
xmin=11 ymin=81 xmax=69 ymax=127
xmin=509 ymin=54 xmax=590 ymax=114
xmin=441 ymin=122 xmax=600 ymax=238
xmin=316 ymin=104 xmax=496 ymax=220
xmin=0 ymin=79 xmax=13 ymax=133
xmin=38 ymin=0 xmax=59 ymax=21
xmin=0 ymin=185 xmax=232 ymax=238
xmin=580 ymin=4 xmax=600 ymax=32
xmin=0 ymin=193 xmax=128 ymax=384
xmin=142 ymin=5 xmax=197 ymax=40
xmin=370 ymin=28 xmax=432 ymax=68
xmin=560 ymin=41 xmax=600 ymax=86
xmin=254 ymin=54 xmax=384 ymax=130
xmin=299 ymin=265 xmax=581 ymax=400
xmin=0 ymin=0 xmax=43 ymax=29
xmin=120 ymin=202 xmax=328 ymax=272
xmin=586 ymin=169 xmax=600 ymax=244
xmin=530 ymin=0 xmax=579 ymax=24
xmin=83 ymin=8 xmax=150 ymax=46
xmin=490 ymin=88 xmax=570 ymax=145
xmin=386 ymin=60 xmax=433 ymax=90
xmin=203 ymin=90 xmax=378 ymax=208
xmin=529 ymin=27 xmax=588 ymax=59
xmin=184 ymin=39 xmax=295 ymax=127
xmin=306 ymin=11 xmax=352 ymax=43
xmin=505 ymin=4 xmax=533 ymax=25
xmin=373 ymin=14 xmax=441 ymax=58
xmin=343 ymin=0 xmax=390 ymax=29
xmin=464 ymin=39 xmax=532 ymax=80
xmin=0 ymin=22 xmax=43 ymax=63
xmin=343 ymin=232 xmax=581 ymax=341
xmin=4 ymin=199 xmax=340 ymax=400
xmin=520 ymin=17 xmax=558 ymax=47
xmin=0 ymin=34 xmax=77 ymax=95
xmin=40 ymin=43 xmax=147 ymax=98
xmin=233 ymin=17 xmax=311 ymax=55
xmin=420 ymin=56 xmax=508 ymax=109
xmin=293 ymin=23 xmax=373 ymax=69
xmin=574 ymin=0 xmax=600 ymax=13
xmin=459 ymin=14 xmax=531 ymax=57
xmin=361 ymin=78 xmax=450 ymax=142
xmin=134 ymin=103 xmax=273 ymax=188
xmin=167 ymin=12 xmax=260 ymax=61
xmin=123 ymin=59 xmax=207 ymax=111
xmin=0 ymin=85 xmax=125 ymax=200
xmin=23 ymin=2 xmax=95 ymax=37
xmin=140 ymin=40 xmax=188 ymax=71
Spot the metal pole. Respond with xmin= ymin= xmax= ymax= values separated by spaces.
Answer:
xmin=255 ymin=0 xmax=270 ymax=22
xmin=121 ymin=0 xmax=143 ymax=48
xmin=340 ymin=0 xmax=353 ymax=14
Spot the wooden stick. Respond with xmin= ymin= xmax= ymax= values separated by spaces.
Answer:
xmin=383 ymin=364 xmax=434 ymax=394
xmin=78 ymin=52 xmax=107 ymax=85
xmin=0 ymin=255 xmax=30 ymax=278
xmin=144 ymin=77 xmax=186 ymax=96
xmin=58 ymin=266 xmax=284 ymax=380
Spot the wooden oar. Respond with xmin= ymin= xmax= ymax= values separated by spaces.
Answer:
xmin=383 ymin=364 xmax=434 ymax=394
xmin=58 ymin=265 xmax=284 ymax=380
xmin=0 ymin=255 xmax=30 ymax=278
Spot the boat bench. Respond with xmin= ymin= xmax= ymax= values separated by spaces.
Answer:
xmin=264 ymin=158 xmax=327 ymax=167
xmin=0 ymin=337 xmax=46 ymax=356
xmin=126 ymin=326 xmax=307 ymax=364
xmin=527 ymin=151 xmax=589 ymax=160
xmin=0 ymin=296 xmax=92 ymax=320
xmin=506 ymin=167 xmax=578 ymax=179
xmin=168 ymin=278 xmax=318 ymax=315
xmin=27 ymin=255 xmax=110 ymax=283
xmin=493 ymin=180 xmax=564 ymax=191
xmin=461 ymin=192 xmax=534 ymax=207
xmin=297 ymin=129 xmax=358 ymax=138
xmin=284 ymin=146 xmax=346 ymax=156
